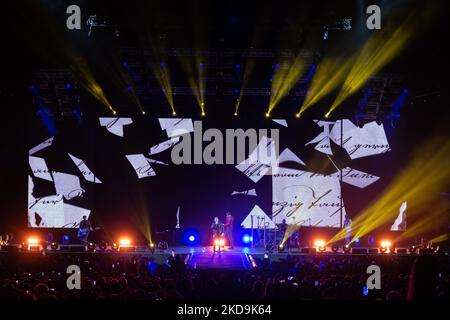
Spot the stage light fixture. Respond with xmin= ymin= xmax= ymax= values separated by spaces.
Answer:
xmin=50 ymin=242 xmax=58 ymax=250
xmin=380 ymin=240 xmax=392 ymax=253
xmin=112 ymin=243 xmax=119 ymax=251
xmin=331 ymin=244 xmax=339 ymax=253
xmin=295 ymin=113 xmax=300 ymax=118
xmin=188 ymin=235 xmax=195 ymax=242
xmin=26 ymin=237 xmax=42 ymax=252
xmin=142 ymin=111 xmax=146 ymax=115
xmin=201 ymin=111 xmax=206 ymax=117
xmin=343 ymin=244 xmax=351 ymax=254
xmin=87 ymin=242 xmax=96 ymax=251
xmin=314 ymin=239 xmax=326 ymax=252
xmin=172 ymin=111 xmax=177 ymax=116
xmin=234 ymin=112 xmax=238 ymax=116
xmin=98 ymin=240 xmax=108 ymax=251
xmin=27 ymin=237 xmax=39 ymax=245
xmin=265 ymin=112 xmax=270 ymax=118
xmin=277 ymin=243 xmax=285 ymax=253
xmin=119 ymin=238 xmax=131 ymax=246
xmin=242 ymin=235 xmax=252 ymax=244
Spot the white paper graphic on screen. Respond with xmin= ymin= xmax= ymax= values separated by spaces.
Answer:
xmin=235 ymin=135 xmax=277 ymax=183
xmin=29 ymin=156 xmax=53 ymax=181
xmin=158 ymin=118 xmax=194 ymax=138
xmin=29 ymin=137 xmax=54 ymax=155
xmin=99 ymin=117 xmax=133 ymax=137
xmin=241 ymin=205 xmax=277 ymax=229
xmin=272 ymin=167 xmax=346 ymax=227
xmin=68 ymin=153 xmax=102 ymax=183
xmin=125 ymin=154 xmax=156 ymax=178
xmin=306 ymin=119 xmax=390 ymax=159
xmin=28 ymin=118 xmax=390 ymax=229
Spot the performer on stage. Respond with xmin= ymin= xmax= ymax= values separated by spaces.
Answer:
xmin=211 ymin=217 xmax=224 ymax=239
xmin=77 ymin=215 xmax=92 ymax=244
xmin=224 ymin=212 xmax=234 ymax=249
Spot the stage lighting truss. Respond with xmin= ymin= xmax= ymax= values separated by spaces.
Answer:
xmin=31 ymin=70 xmax=80 ymax=118
xmin=87 ymin=15 xmax=119 ymax=37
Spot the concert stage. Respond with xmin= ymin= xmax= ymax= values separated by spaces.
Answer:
xmin=1 ymin=244 xmax=435 ymax=272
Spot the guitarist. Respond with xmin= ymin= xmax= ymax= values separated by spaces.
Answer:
xmin=77 ymin=215 xmax=93 ymax=244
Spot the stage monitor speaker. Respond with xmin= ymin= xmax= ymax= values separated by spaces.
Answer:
xmin=396 ymin=248 xmax=407 ymax=254
xmin=351 ymin=248 xmax=367 ymax=254
xmin=368 ymin=248 xmax=379 ymax=254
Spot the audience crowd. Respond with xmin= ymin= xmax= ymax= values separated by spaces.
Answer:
xmin=0 ymin=250 xmax=448 ymax=300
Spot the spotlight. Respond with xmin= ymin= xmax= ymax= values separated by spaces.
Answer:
xmin=324 ymin=112 xmax=330 ymax=118
xmin=295 ymin=113 xmax=300 ymax=118
xmin=277 ymin=243 xmax=285 ymax=253
xmin=26 ymin=237 xmax=41 ymax=252
xmin=242 ymin=234 xmax=252 ymax=244
xmin=380 ymin=240 xmax=392 ymax=253
xmin=188 ymin=235 xmax=195 ymax=242
xmin=172 ymin=111 xmax=177 ymax=116
xmin=213 ymin=237 xmax=225 ymax=252
xmin=148 ymin=242 xmax=155 ymax=253
xmin=27 ymin=237 xmax=39 ymax=245
xmin=112 ymin=110 xmax=117 ymax=115
xmin=265 ymin=112 xmax=270 ymax=118
xmin=201 ymin=111 xmax=206 ymax=117
xmin=314 ymin=239 xmax=326 ymax=252
xmin=234 ymin=112 xmax=238 ymax=116
xmin=119 ymin=238 xmax=131 ymax=246
xmin=142 ymin=111 xmax=146 ymax=115
xmin=87 ymin=242 xmax=96 ymax=251
xmin=112 ymin=243 xmax=119 ymax=251
xmin=343 ymin=244 xmax=351 ymax=253
xmin=50 ymin=242 xmax=58 ymax=250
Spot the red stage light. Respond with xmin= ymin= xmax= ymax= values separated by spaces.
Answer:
xmin=118 ymin=238 xmax=131 ymax=246
xmin=314 ymin=239 xmax=326 ymax=252
xmin=380 ymin=240 xmax=392 ymax=253
xmin=27 ymin=237 xmax=39 ymax=245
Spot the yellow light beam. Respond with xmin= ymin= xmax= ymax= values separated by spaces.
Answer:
xmin=327 ymin=5 xmax=436 ymax=116
xmin=297 ymin=56 xmax=355 ymax=115
xmin=269 ymin=55 xmax=306 ymax=113
xmin=328 ymin=136 xmax=450 ymax=245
